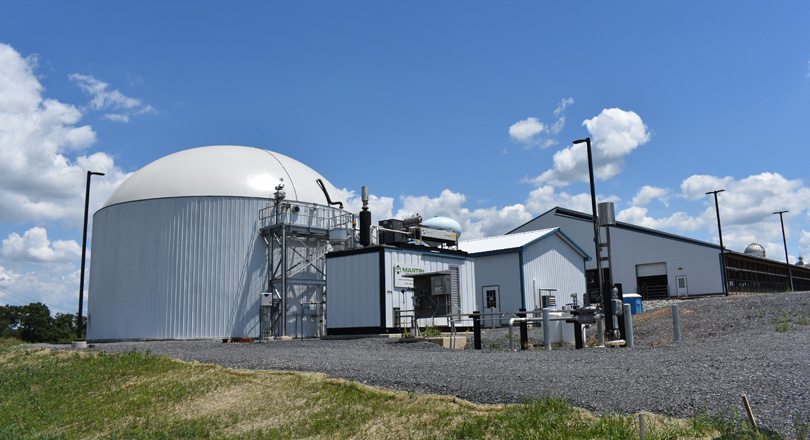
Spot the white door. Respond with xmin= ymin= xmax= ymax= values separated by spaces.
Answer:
xmin=482 ymin=286 xmax=500 ymax=328
xmin=676 ymin=276 xmax=688 ymax=297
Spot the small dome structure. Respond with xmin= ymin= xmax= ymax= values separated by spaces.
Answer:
xmin=744 ymin=243 xmax=766 ymax=258
xmin=797 ymin=256 xmax=807 ymax=267
xmin=422 ymin=216 xmax=463 ymax=239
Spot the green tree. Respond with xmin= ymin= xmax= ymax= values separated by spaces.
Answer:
xmin=18 ymin=302 xmax=56 ymax=342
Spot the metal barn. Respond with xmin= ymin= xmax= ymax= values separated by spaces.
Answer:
xmin=325 ymin=245 xmax=475 ymax=335
xmin=459 ymin=228 xmax=590 ymax=326
xmin=510 ymin=207 xmax=725 ymax=298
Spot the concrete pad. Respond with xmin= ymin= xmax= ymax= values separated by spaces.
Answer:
xmin=427 ymin=336 xmax=467 ymax=349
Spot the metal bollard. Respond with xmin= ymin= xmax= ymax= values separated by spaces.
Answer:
xmin=623 ymin=304 xmax=633 ymax=348
xmin=518 ymin=308 xmax=528 ymax=350
xmin=596 ymin=317 xmax=605 ymax=347
xmin=543 ymin=308 xmax=551 ymax=350
xmin=672 ymin=304 xmax=681 ymax=342
xmin=473 ymin=310 xmax=481 ymax=350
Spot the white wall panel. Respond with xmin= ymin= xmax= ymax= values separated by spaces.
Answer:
xmin=522 ymin=234 xmax=587 ymax=310
xmin=325 ymin=251 xmax=380 ymax=329
xmin=473 ymin=253 xmax=521 ymax=314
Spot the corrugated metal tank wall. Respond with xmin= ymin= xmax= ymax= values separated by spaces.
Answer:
xmin=87 ymin=196 xmax=269 ymax=340
xmin=522 ymin=234 xmax=587 ymax=310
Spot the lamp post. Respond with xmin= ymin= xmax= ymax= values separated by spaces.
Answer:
xmin=573 ymin=137 xmax=611 ymax=334
xmin=706 ymin=189 xmax=728 ymax=296
xmin=77 ymin=171 xmax=105 ymax=340
xmin=773 ymin=210 xmax=793 ymax=292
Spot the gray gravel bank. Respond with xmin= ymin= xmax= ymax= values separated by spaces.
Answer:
xmin=67 ymin=292 xmax=810 ymax=438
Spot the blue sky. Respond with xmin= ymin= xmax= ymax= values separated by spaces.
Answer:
xmin=1 ymin=2 xmax=809 ymax=313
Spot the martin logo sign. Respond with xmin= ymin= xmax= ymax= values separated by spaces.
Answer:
xmin=394 ymin=264 xmax=425 ymax=288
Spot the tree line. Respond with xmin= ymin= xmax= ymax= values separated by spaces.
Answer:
xmin=0 ymin=302 xmax=85 ymax=343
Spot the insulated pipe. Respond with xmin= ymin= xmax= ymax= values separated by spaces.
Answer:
xmin=623 ymin=304 xmax=634 ymax=348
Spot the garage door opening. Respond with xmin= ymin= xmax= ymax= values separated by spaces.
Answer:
xmin=636 ymin=262 xmax=669 ymax=299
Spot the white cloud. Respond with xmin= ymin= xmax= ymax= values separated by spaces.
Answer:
xmin=2 ymin=227 xmax=81 ymax=264
xmin=509 ymin=117 xmax=546 ymax=142
xmin=680 ymin=175 xmax=734 ymax=200
xmin=509 ymin=98 xmax=574 ymax=147
xmin=799 ymin=230 xmax=810 ymax=259
xmin=0 ymin=43 xmax=131 ymax=227
xmin=337 ymin=188 xmax=395 ymax=226
xmin=631 ymin=185 xmax=671 ymax=206
xmin=532 ymin=108 xmax=650 ymax=186
xmin=69 ymin=73 xmax=155 ymax=123
xmin=617 ymin=206 xmax=703 ymax=232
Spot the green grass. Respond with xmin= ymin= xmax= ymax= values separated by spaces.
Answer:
xmin=0 ymin=345 xmax=735 ymax=439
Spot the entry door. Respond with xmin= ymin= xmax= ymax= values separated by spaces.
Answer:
xmin=676 ymin=276 xmax=688 ymax=297
xmin=482 ymin=286 xmax=500 ymax=327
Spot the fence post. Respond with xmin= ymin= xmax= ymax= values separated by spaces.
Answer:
xmin=672 ymin=304 xmax=681 ymax=342
xmin=543 ymin=308 xmax=551 ymax=350
xmin=518 ymin=308 xmax=528 ymax=350
xmin=473 ymin=310 xmax=481 ymax=350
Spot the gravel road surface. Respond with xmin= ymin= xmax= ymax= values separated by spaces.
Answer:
xmin=70 ymin=292 xmax=810 ymax=438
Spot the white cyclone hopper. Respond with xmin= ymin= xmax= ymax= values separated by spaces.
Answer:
xmin=87 ymin=145 xmax=344 ymax=340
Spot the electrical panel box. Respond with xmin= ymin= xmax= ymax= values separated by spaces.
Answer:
xmin=260 ymin=292 xmax=275 ymax=307
xmin=431 ymin=275 xmax=450 ymax=295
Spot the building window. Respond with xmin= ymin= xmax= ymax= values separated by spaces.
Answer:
xmin=485 ymin=289 xmax=497 ymax=309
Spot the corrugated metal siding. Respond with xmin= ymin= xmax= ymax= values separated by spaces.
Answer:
xmin=522 ymin=234 xmax=587 ymax=310
xmin=87 ymin=197 xmax=268 ymax=340
xmin=383 ymin=249 xmax=475 ymax=327
xmin=472 ymin=252 xmax=521 ymax=315
xmin=511 ymin=212 xmax=723 ymax=296
xmin=325 ymin=252 xmax=380 ymax=329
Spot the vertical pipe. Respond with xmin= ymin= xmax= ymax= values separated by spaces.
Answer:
xmin=543 ymin=308 xmax=551 ymax=350
xmin=473 ymin=310 xmax=481 ymax=350
xmin=623 ymin=304 xmax=633 ymax=348
xmin=281 ymin=224 xmax=287 ymax=337
xmin=574 ymin=321 xmax=583 ymax=349
xmin=582 ymin=138 xmax=610 ymax=337
xmin=672 ymin=304 xmax=681 ymax=342
xmin=518 ymin=308 xmax=528 ymax=350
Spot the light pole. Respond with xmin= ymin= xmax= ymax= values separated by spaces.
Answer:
xmin=77 ymin=171 xmax=105 ymax=340
xmin=773 ymin=210 xmax=793 ymax=292
xmin=706 ymin=189 xmax=728 ymax=296
xmin=573 ymin=137 xmax=611 ymax=334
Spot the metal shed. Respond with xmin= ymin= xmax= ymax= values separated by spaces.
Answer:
xmin=459 ymin=228 xmax=590 ymax=326
xmin=325 ymin=245 xmax=475 ymax=335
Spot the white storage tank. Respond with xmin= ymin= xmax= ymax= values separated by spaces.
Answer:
xmin=87 ymin=145 xmax=347 ymax=340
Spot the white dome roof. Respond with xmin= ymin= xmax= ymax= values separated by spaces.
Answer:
xmin=103 ymin=145 xmax=343 ymax=208
xmin=744 ymin=243 xmax=766 ymax=258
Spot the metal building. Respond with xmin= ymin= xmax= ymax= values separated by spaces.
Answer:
xmin=87 ymin=145 xmax=351 ymax=340
xmin=459 ymin=228 xmax=590 ymax=326
xmin=510 ymin=207 xmax=725 ymax=299
xmin=510 ymin=206 xmax=810 ymax=298
xmin=325 ymin=245 xmax=475 ymax=335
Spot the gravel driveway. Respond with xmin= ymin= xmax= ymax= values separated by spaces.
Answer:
xmin=75 ymin=292 xmax=810 ymax=438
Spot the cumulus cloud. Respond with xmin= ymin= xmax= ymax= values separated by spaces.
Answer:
xmin=508 ymin=98 xmax=574 ymax=148
xmin=69 ymin=73 xmax=155 ymax=123
xmin=0 ymin=43 xmax=131 ymax=227
xmin=617 ymin=206 xmax=703 ymax=232
xmin=631 ymin=185 xmax=671 ymax=206
xmin=509 ymin=117 xmax=546 ymax=143
xmin=800 ymin=230 xmax=810 ymax=259
xmin=2 ymin=227 xmax=81 ymax=264
xmin=532 ymin=108 xmax=650 ymax=186
xmin=337 ymin=188 xmax=395 ymax=226
xmin=524 ymin=184 xmax=619 ymax=215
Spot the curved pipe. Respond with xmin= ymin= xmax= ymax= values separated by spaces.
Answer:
xmin=316 ymin=178 xmax=343 ymax=209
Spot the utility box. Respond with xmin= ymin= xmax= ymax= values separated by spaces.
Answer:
xmin=260 ymin=292 xmax=275 ymax=307
xmin=622 ymin=293 xmax=642 ymax=315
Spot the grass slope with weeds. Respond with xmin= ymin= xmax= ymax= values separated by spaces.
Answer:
xmin=1 ymin=345 xmax=724 ymax=439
